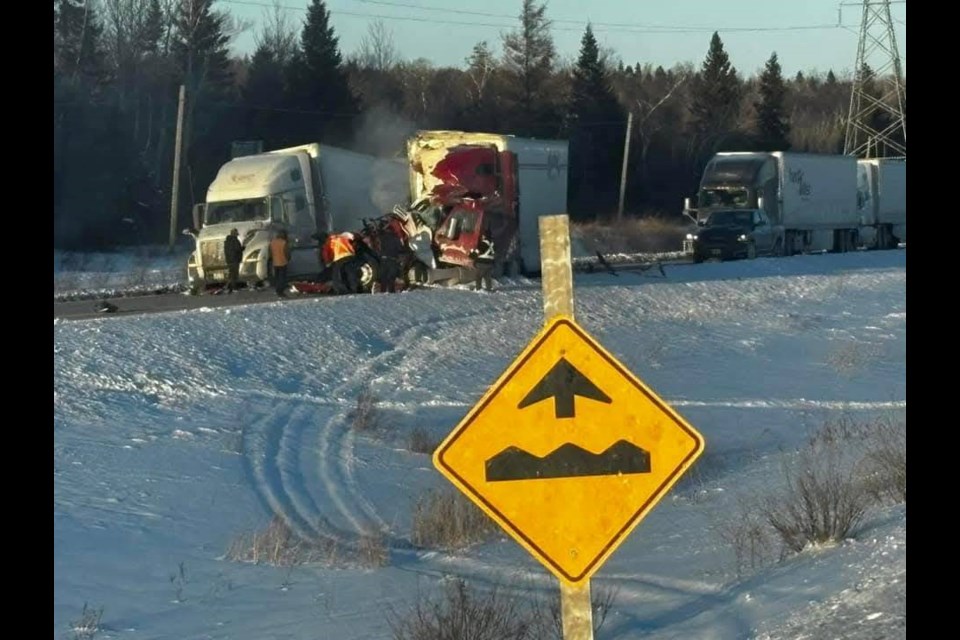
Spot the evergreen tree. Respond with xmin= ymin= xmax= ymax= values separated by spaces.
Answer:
xmin=287 ymin=0 xmax=358 ymax=142
xmin=243 ymin=45 xmax=287 ymax=145
xmin=54 ymin=0 xmax=106 ymax=87
xmin=569 ymin=24 xmax=621 ymax=126
xmin=568 ymin=24 xmax=625 ymax=218
xmin=826 ymin=69 xmax=837 ymax=85
xmin=502 ymin=0 xmax=556 ymax=136
xmin=172 ymin=0 xmax=233 ymax=98
xmin=754 ymin=52 xmax=790 ymax=150
xmin=689 ymin=32 xmax=741 ymax=147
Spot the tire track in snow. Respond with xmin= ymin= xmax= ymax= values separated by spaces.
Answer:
xmin=314 ymin=291 xmax=537 ymax=545
xmin=273 ymin=401 xmax=363 ymax=543
xmin=240 ymin=401 xmax=327 ymax=543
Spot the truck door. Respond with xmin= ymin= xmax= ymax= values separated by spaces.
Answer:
xmin=752 ymin=210 xmax=774 ymax=254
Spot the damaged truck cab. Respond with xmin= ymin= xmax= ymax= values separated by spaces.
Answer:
xmin=406 ymin=130 xmax=567 ymax=283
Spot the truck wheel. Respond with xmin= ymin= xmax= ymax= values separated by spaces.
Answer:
xmin=746 ymin=243 xmax=757 ymax=260
xmin=357 ymin=257 xmax=378 ymax=292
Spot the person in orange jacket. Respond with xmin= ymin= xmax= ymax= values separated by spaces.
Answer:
xmin=320 ymin=232 xmax=360 ymax=294
xmin=269 ymin=230 xmax=291 ymax=297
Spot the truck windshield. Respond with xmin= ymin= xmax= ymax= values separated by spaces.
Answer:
xmin=205 ymin=198 xmax=269 ymax=225
xmin=706 ymin=210 xmax=753 ymax=227
xmin=701 ymin=188 xmax=749 ymax=208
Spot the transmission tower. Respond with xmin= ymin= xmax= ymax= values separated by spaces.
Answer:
xmin=843 ymin=0 xmax=906 ymax=158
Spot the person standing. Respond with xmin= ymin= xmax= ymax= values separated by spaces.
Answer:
xmin=223 ymin=228 xmax=243 ymax=293
xmin=470 ymin=231 xmax=495 ymax=292
xmin=377 ymin=229 xmax=404 ymax=293
xmin=323 ymin=232 xmax=359 ymax=295
xmin=269 ymin=230 xmax=291 ymax=297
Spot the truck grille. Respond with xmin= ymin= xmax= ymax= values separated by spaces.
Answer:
xmin=200 ymin=240 xmax=226 ymax=269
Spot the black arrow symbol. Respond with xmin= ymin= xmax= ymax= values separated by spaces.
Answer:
xmin=518 ymin=358 xmax=612 ymax=419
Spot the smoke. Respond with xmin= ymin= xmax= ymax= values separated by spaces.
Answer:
xmin=351 ymin=105 xmax=418 ymax=210
xmin=350 ymin=104 xmax=417 ymax=159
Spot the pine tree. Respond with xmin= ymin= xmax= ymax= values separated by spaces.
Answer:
xmin=689 ymin=32 xmax=741 ymax=146
xmin=754 ymin=52 xmax=790 ymax=150
xmin=243 ymin=45 xmax=287 ymax=145
xmin=287 ymin=0 xmax=358 ymax=140
xmin=567 ymin=24 xmax=625 ymax=218
xmin=569 ymin=24 xmax=621 ymax=126
xmin=54 ymin=0 xmax=106 ymax=86
xmin=172 ymin=0 xmax=233 ymax=98
xmin=502 ymin=0 xmax=556 ymax=135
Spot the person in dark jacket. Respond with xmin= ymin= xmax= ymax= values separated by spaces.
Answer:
xmin=470 ymin=231 xmax=495 ymax=292
xmin=224 ymin=228 xmax=243 ymax=293
xmin=377 ymin=229 xmax=404 ymax=293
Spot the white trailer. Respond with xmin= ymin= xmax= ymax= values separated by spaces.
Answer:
xmin=857 ymin=158 xmax=906 ymax=249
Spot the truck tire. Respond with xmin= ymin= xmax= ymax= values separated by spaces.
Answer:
xmin=357 ymin=256 xmax=379 ymax=293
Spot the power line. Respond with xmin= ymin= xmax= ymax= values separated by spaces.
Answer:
xmin=221 ymin=0 xmax=851 ymax=35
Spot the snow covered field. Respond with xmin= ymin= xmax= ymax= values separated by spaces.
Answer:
xmin=53 ymin=248 xmax=906 ymax=639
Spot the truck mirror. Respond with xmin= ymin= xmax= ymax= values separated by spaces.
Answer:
xmin=192 ymin=203 xmax=205 ymax=230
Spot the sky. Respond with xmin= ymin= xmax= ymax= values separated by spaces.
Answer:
xmin=54 ymin=246 xmax=906 ymax=639
xmin=220 ymin=0 xmax=907 ymax=78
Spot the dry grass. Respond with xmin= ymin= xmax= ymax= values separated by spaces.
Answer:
xmin=70 ymin=603 xmax=104 ymax=640
xmin=387 ymin=578 xmax=534 ymax=640
xmin=411 ymin=488 xmax=498 ymax=550
xmin=852 ymin=415 xmax=906 ymax=504
xmin=762 ymin=433 xmax=871 ymax=554
xmin=357 ymin=532 xmax=391 ymax=568
xmin=349 ymin=386 xmax=383 ymax=432
xmin=715 ymin=497 xmax=778 ymax=576
xmin=408 ymin=427 xmax=438 ymax=454
xmin=574 ymin=215 xmax=692 ymax=255
xmin=386 ymin=577 xmax=618 ymax=640
xmin=226 ymin=515 xmax=338 ymax=567
xmin=720 ymin=413 xmax=905 ymax=570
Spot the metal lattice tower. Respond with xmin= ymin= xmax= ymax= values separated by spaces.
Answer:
xmin=843 ymin=1 xmax=906 ymax=158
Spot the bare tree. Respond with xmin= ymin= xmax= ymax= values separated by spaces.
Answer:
xmin=254 ymin=0 xmax=297 ymax=65
xmin=465 ymin=40 xmax=496 ymax=104
xmin=355 ymin=19 xmax=398 ymax=72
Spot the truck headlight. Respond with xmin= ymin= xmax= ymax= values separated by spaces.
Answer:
xmin=737 ymin=234 xmax=749 ymax=242
xmin=686 ymin=233 xmax=698 ymax=240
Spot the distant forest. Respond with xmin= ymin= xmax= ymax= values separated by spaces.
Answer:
xmin=53 ymin=0 xmax=906 ymax=249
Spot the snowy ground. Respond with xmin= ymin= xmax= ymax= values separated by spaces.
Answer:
xmin=53 ymin=248 xmax=906 ymax=639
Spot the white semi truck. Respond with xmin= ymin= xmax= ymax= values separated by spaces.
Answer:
xmin=183 ymin=143 xmax=407 ymax=293
xmin=683 ymin=152 xmax=883 ymax=262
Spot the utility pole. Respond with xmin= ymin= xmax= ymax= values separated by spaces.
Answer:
xmin=843 ymin=0 xmax=906 ymax=158
xmin=169 ymin=84 xmax=187 ymax=252
xmin=617 ymin=111 xmax=634 ymax=222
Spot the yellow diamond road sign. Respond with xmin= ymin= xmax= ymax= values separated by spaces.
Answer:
xmin=433 ymin=315 xmax=705 ymax=585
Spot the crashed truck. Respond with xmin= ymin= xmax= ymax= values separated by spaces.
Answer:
xmin=184 ymin=131 xmax=570 ymax=294
xmin=400 ymin=130 xmax=570 ymax=283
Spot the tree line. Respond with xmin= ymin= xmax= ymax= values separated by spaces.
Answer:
xmin=53 ymin=0 xmax=905 ymax=249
